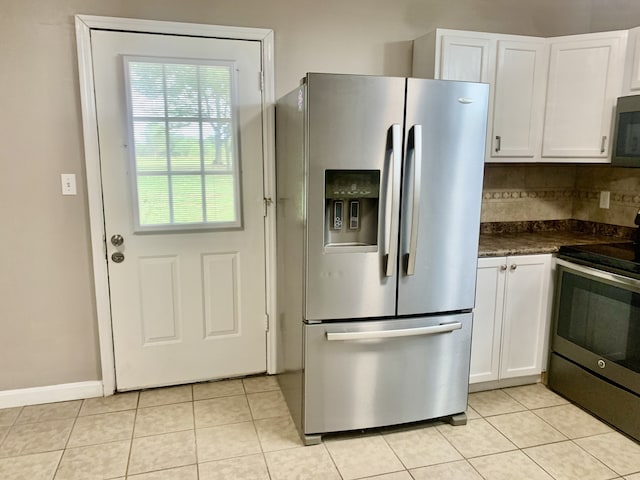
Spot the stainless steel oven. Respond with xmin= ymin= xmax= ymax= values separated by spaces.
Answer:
xmin=549 ymin=256 xmax=640 ymax=440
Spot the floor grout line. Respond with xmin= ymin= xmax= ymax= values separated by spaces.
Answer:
xmin=0 ymin=380 xmax=637 ymax=479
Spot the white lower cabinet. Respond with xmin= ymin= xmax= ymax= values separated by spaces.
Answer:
xmin=471 ymin=254 xmax=552 ymax=386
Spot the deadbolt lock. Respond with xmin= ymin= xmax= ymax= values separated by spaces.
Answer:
xmin=111 ymin=252 xmax=125 ymax=263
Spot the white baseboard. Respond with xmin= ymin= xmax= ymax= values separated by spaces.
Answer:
xmin=0 ymin=381 xmax=104 ymax=409
xmin=468 ymin=374 xmax=541 ymax=393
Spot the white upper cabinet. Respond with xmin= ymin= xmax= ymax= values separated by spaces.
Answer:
xmin=414 ymin=29 xmax=548 ymax=163
xmin=492 ymin=39 xmax=548 ymax=159
xmin=542 ymin=32 xmax=627 ymax=159
xmin=622 ymin=26 xmax=640 ymax=94
xmin=413 ymin=28 xmax=629 ymax=163
xmin=439 ymin=35 xmax=494 ymax=83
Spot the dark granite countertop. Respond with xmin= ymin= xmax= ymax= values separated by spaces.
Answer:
xmin=478 ymin=220 xmax=635 ymax=257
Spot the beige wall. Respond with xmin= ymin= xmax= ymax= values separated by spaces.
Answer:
xmin=3 ymin=0 xmax=640 ymax=391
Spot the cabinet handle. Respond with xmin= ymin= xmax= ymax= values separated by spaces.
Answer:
xmin=500 ymin=264 xmax=507 ymax=271
xmin=495 ymin=135 xmax=502 ymax=153
xmin=601 ymin=135 xmax=607 ymax=154
xmin=510 ymin=264 xmax=517 ymax=271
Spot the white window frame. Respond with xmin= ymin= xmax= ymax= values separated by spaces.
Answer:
xmin=123 ymin=56 xmax=243 ymax=231
xmin=75 ymin=15 xmax=276 ymax=396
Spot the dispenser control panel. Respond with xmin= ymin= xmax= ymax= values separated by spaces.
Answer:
xmin=325 ymin=171 xmax=380 ymax=199
xmin=333 ymin=200 xmax=343 ymax=230
xmin=349 ymin=200 xmax=360 ymax=230
xmin=324 ymin=170 xmax=379 ymax=249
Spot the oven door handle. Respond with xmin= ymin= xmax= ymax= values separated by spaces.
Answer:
xmin=556 ymin=258 xmax=640 ymax=289
xmin=325 ymin=322 xmax=462 ymax=341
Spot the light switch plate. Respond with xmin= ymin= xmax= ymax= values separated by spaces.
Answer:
xmin=599 ymin=191 xmax=610 ymax=209
xmin=61 ymin=174 xmax=77 ymax=195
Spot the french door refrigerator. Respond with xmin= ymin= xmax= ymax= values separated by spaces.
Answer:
xmin=276 ymin=73 xmax=489 ymax=445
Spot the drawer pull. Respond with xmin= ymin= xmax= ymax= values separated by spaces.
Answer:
xmin=326 ymin=322 xmax=462 ymax=341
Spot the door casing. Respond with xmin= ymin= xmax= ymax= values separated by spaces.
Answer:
xmin=75 ymin=15 xmax=277 ymax=395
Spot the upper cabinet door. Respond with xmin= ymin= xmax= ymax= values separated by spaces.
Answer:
xmin=491 ymin=40 xmax=548 ymax=159
xmin=439 ymin=35 xmax=495 ymax=83
xmin=542 ymin=33 xmax=626 ymax=159
xmin=622 ymin=26 xmax=640 ymax=94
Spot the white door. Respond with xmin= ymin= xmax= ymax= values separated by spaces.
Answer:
xmin=470 ymin=257 xmax=506 ymax=384
xmin=542 ymin=33 xmax=626 ymax=158
xmin=500 ymin=254 xmax=551 ymax=379
xmin=91 ymin=30 xmax=267 ymax=390
xmin=438 ymin=34 xmax=495 ymax=83
xmin=491 ymin=39 xmax=548 ymax=159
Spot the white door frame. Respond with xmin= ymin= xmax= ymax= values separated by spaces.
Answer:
xmin=75 ymin=15 xmax=277 ymax=395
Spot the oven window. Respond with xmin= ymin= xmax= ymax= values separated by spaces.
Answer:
xmin=557 ymin=271 xmax=640 ymax=373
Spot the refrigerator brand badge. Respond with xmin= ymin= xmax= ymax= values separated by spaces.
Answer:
xmin=297 ymin=88 xmax=304 ymax=112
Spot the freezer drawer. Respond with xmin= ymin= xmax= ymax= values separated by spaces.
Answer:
xmin=303 ymin=313 xmax=472 ymax=435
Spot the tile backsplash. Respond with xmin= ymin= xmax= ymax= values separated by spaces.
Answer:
xmin=481 ymin=165 xmax=576 ymax=223
xmin=573 ymin=166 xmax=640 ymax=227
xmin=481 ymin=164 xmax=640 ymax=227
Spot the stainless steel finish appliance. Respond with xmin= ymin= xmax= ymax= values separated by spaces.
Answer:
xmin=549 ymin=243 xmax=640 ymax=441
xmin=612 ymin=94 xmax=640 ymax=166
xmin=276 ymin=73 xmax=489 ymax=445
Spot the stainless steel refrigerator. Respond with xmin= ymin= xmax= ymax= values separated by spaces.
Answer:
xmin=275 ymin=73 xmax=489 ymax=445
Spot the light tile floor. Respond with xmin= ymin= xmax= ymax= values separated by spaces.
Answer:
xmin=1 ymin=377 xmax=639 ymax=479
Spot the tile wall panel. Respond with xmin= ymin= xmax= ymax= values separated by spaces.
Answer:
xmin=481 ymin=164 xmax=640 ymax=227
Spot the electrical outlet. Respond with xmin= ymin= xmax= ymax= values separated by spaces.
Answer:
xmin=61 ymin=174 xmax=77 ymax=196
xmin=599 ymin=191 xmax=610 ymax=209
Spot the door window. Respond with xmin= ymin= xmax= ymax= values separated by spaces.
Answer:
xmin=124 ymin=57 xmax=241 ymax=231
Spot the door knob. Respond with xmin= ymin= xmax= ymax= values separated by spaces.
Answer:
xmin=110 ymin=234 xmax=124 ymax=247
xmin=510 ymin=264 xmax=518 ymax=271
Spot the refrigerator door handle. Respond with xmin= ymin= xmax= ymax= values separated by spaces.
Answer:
xmin=405 ymin=124 xmax=422 ymax=276
xmin=384 ymin=123 xmax=402 ymax=277
xmin=326 ymin=322 xmax=462 ymax=341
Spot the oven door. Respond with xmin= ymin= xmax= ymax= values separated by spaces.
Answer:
xmin=552 ymin=258 xmax=640 ymax=393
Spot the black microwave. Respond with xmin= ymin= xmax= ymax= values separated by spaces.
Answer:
xmin=612 ymin=95 xmax=640 ymax=166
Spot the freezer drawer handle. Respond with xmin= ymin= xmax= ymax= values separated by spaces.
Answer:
xmin=325 ymin=322 xmax=462 ymax=341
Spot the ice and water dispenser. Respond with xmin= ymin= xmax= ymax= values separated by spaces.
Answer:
xmin=324 ymin=170 xmax=379 ymax=251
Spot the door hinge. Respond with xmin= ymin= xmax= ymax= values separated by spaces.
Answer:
xmin=263 ymin=197 xmax=273 ymax=217
xmin=264 ymin=313 xmax=270 ymax=332
xmin=259 ymin=71 xmax=264 ymax=91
